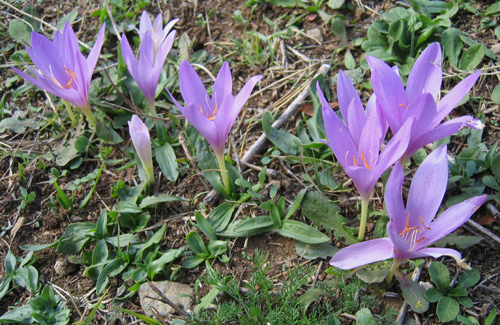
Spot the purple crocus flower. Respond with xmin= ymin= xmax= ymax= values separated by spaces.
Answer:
xmin=167 ymin=60 xmax=262 ymax=192
xmin=319 ymin=77 xmax=413 ymax=239
xmin=121 ymin=11 xmax=178 ymax=114
xmin=330 ymin=145 xmax=487 ymax=283
xmin=367 ymin=42 xmax=483 ymax=163
xmin=12 ymin=21 xmax=106 ymax=129
xmin=128 ymin=115 xmax=154 ymax=183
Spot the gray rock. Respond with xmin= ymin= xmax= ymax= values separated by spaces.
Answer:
xmin=138 ymin=281 xmax=194 ymax=318
xmin=307 ymin=28 xmax=324 ymax=43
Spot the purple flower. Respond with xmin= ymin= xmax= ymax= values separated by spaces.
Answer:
xmin=367 ymin=43 xmax=483 ymax=162
xmin=121 ymin=12 xmax=178 ymax=113
xmin=167 ymin=60 xmax=262 ymax=193
xmin=167 ymin=60 xmax=262 ymax=158
xmin=128 ymin=115 xmax=154 ymax=183
xmin=319 ymin=77 xmax=412 ymax=203
xmin=12 ymin=21 xmax=106 ymax=128
xmin=329 ymin=145 xmax=487 ymax=277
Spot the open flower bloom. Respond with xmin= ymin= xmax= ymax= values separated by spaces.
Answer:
xmin=12 ymin=21 xmax=105 ymax=128
xmin=167 ymin=60 xmax=262 ymax=158
xmin=128 ymin=115 xmax=154 ymax=183
xmin=367 ymin=42 xmax=483 ymax=162
xmin=319 ymin=77 xmax=412 ymax=203
xmin=121 ymin=11 xmax=178 ymax=112
xmin=330 ymin=145 xmax=487 ymax=272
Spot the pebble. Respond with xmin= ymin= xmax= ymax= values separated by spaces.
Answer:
xmin=307 ymin=28 xmax=324 ymax=43
xmin=138 ymin=281 xmax=194 ymax=318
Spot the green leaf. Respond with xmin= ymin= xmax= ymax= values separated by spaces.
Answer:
xmin=436 ymin=296 xmax=460 ymax=322
xmin=139 ymin=194 xmax=187 ymax=208
xmin=269 ymin=203 xmax=282 ymax=228
xmin=262 ymin=111 xmax=301 ymax=156
xmin=457 ymin=268 xmax=480 ymax=289
xmin=484 ymin=2 xmax=500 ymax=16
xmin=459 ymin=44 xmax=484 ymax=71
xmin=397 ymin=275 xmax=429 ymax=313
xmin=182 ymin=255 xmax=206 ymax=268
xmin=105 ymin=234 xmax=140 ymax=247
xmin=491 ymin=84 xmax=500 ymax=105
xmin=432 ymin=234 xmax=483 ymax=249
xmin=116 ymin=201 xmax=142 ymax=213
xmin=55 ymin=10 xmax=78 ymax=29
xmin=344 ymin=49 xmax=355 ymax=70
xmin=486 ymin=308 xmax=497 ymax=325
xmin=284 ymin=188 xmax=307 ymax=220
xmin=424 ymin=287 xmax=443 ymax=303
xmin=356 ymin=266 xmax=389 ymax=284
xmin=327 ymin=0 xmax=344 ymax=10
xmin=95 ymin=212 xmax=108 ymax=237
xmin=113 ymin=306 xmax=161 ymax=325
xmin=54 ymin=181 xmax=72 ymax=210
xmin=195 ymin=212 xmax=217 ymax=241
xmin=79 ymin=163 xmax=104 ymax=210
xmin=220 ymin=216 xmax=274 ymax=237
xmin=147 ymin=249 xmax=182 ymax=279
xmin=186 ymin=231 xmax=208 ymax=255
xmin=155 ymin=142 xmax=179 ymax=182
xmin=330 ymin=17 xmax=346 ymax=43
xmin=75 ymin=136 xmax=89 ymax=153
xmin=301 ymin=191 xmax=358 ymax=244
xmin=495 ymin=26 xmax=500 ymax=41
xmin=207 ymin=240 xmax=228 ymax=257
xmin=0 ymin=305 xmax=34 ymax=324
xmin=4 ymin=250 xmax=16 ymax=275
xmin=441 ymin=28 xmax=463 ymax=67
xmin=57 ymin=223 xmax=95 ymax=255
xmin=278 ymin=220 xmax=329 ymax=244
xmin=298 ymin=288 xmax=329 ymax=310
xmin=295 ymin=242 xmax=338 ymax=260
xmin=429 ymin=261 xmax=451 ymax=294
xmin=8 ymin=19 xmax=31 ymax=44
xmin=196 ymin=137 xmax=227 ymax=197
xmin=355 ymin=308 xmax=378 ymax=325
xmin=448 ymin=287 xmax=468 ymax=297
xmin=208 ymin=202 xmax=236 ymax=233
xmin=492 ymin=153 xmax=500 ymax=179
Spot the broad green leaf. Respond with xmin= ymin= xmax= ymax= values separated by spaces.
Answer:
xmin=356 ymin=266 xmax=389 ymax=284
xmin=269 ymin=203 xmax=282 ymax=228
xmin=182 ymin=255 xmax=206 ymax=268
xmin=139 ymin=194 xmax=187 ymax=208
xmin=208 ymin=202 xmax=236 ymax=233
xmin=298 ymin=288 xmax=329 ymax=310
xmin=116 ymin=201 xmax=142 ymax=213
xmin=95 ymin=212 xmax=109 ymax=237
xmin=113 ymin=306 xmax=161 ymax=325
xmin=147 ymin=249 xmax=182 ymax=279
xmin=397 ymin=275 xmax=429 ymax=313
xmin=355 ymin=308 xmax=378 ymax=325
xmin=278 ymin=220 xmax=329 ymax=244
xmin=155 ymin=142 xmax=179 ymax=182
xmin=105 ymin=234 xmax=140 ymax=247
xmin=55 ymin=10 xmax=78 ymax=29
xmin=441 ymin=27 xmax=463 ymax=67
xmin=344 ymin=49 xmax=355 ymax=70
xmin=448 ymin=287 xmax=468 ymax=297
xmin=295 ymin=242 xmax=338 ymax=260
xmin=8 ymin=19 xmax=31 ymax=44
xmin=482 ymin=175 xmax=500 ymax=191
xmin=491 ymin=84 xmax=500 ymax=105
xmin=219 ymin=216 xmax=274 ymax=237
xmin=327 ymin=0 xmax=344 ymax=9
xmin=459 ymin=44 xmax=484 ymax=71
xmin=186 ymin=231 xmax=208 ymax=255
xmin=485 ymin=308 xmax=497 ymax=325
xmin=4 ymin=250 xmax=16 ymax=275
xmin=207 ymin=241 xmax=228 ymax=257
xmin=491 ymin=153 xmax=500 ymax=179
xmin=196 ymin=212 xmax=217 ymax=241
xmin=457 ymin=268 xmax=480 ymax=289
xmin=436 ymin=296 xmax=460 ymax=322
xmin=330 ymin=16 xmax=346 ymax=42
xmin=432 ymin=234 xmax=483 ymax=249
xmin=284 ymin=188 xmax=307 ymax=220
xmin=459 ymin=296 xmax=474 ymax=308
xmin=484 ymin=2 xmax=500 ymax=16
xmin=196 ymin=138 xmax=227 ymax=197
xmin=0 ymin=305 xmax=34 ymax=324
xmin=262 ymin=111 xmax=301 ymax=156
xmin=301 ymin=191 xmax=358 ymax=244
xmin=429 ymin=261 xmax=451 ymax=294
xmin=194 ymin=285 xmax=219 ymax=314
xmin=424 ymin=287 xmax=443 ymax=302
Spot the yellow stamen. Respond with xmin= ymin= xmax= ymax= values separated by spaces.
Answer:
xmin=64 ymin=66 xmax=76 ymax=89
xmin=418 ymin=216 xmax=431 ymax=230
xmin=399 ymin=103 xmax=407 ymax=108
xmin=199 ymin=105 xmax=204 ymax=114
xmin=353 ymin=155 xmax=358 ymax=166
xmin=361 ymin=150 xmax=371 ymax=170
xmin=51 ymin=78 xmax=64 ymax=89
xmin=206 ymin=103 xmax=218 ymax=121
xmin=416 ymin=237 xmax=425 ymax=243
xmin=399 ymin=213 xmax=419 ymax=236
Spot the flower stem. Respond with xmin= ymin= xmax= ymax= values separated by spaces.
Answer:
xmin=357 ymin=197 xmax=370 ymax=240
xmin=216 ymin=154 xmax=231 ymax=194
xmin=144 ymin=166 xmax=155 ymax=184
xmin=148 ymin=100 xmax=157 ymax=116
xmin=62 ymin=100 xmax=77 ymax=126
xmin=386 ymin=259 xmax=400 ymax=286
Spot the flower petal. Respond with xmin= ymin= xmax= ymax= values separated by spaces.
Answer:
xmin=367 ymin=55 xmax=407 ymax=133
xmin=434 ymin=71 xmax=480 ymax=126
xmin=413 ymin=247 xmax=462 ymax=263
xmin=87 ymin=23 xmax=106 ymax=74
xmin=375 ymin=117 xmax=413 ymax=176
xmin=345 ymin=166 xmax=376 ymax=201
xmin=401 ymin=93 xmax=437 ymax=141
xmin=179 ymin=60 xmax=209 ymax=109
xmin=121 ymin=35 xmax=139 ymax=78
xmin=406 ymin=145 xmax=448 ymax=226
xmin=385 ymin=163 xmax=406 ymax=232
xmin=337 ymin=70 xmax=367 ymax=135
xmin=318 ymin=83 xmax=357 ymax=169
xmin=406 ymin=42 xmax=442 ymax=103
xmin=211 ymin=62 xmax=232 ymax=108
xmin=416 ymin=194 xmax=487 ymax=249
xmin=329 ymin=238 xmax=395 ymax=270
xmin=234 ymin=74 xmax=263 ymax=111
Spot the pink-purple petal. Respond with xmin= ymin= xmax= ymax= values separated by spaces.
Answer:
xmin=406 ymin=145 xmax=448 ymax=226
xmin=385 ymin=163 xmax=406 ymax=231
xmin=179 ymin=60 xmax=210 ymax=109
xmin=212 ymin=62 xmax=233 ymax=107
xmin=234 ymin=74 xmax=263 ymax=111
xmin=329 ymin=238 xmax=395 ymax=270
xmin=406 ymin=43 xmax=442 ymax=103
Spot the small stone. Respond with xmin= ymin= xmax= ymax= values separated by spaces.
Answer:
xmin=54 ymin=259 xmax=76 ymax=276
xmin=138 ymin=281 xmax=194 ymax=318
xmin=491 ymin=44 xmax=500 ymax=55
xmin=307 ymin=28 xmax=324 ymax=43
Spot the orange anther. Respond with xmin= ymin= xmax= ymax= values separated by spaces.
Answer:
xmin=418 ymin=216 xmax=431 ymax=230
xmin=206 ymin=103 xmax=218 ymax=121
xmin=353 ymin=155 xmax=358 ymax=166
xmin=399 ymin=213 xmax=419 ymax=236
xmin=398 ymin=103 xmax=407 ymax=108
xmin=64 ymin=66 xmax=76 ymax=89
xmin=199 ymin=105 xmax=204 ymax=114
xmin=416 ymin=237 xmax=425 ymax=243
xmin=361 ymin=150 xmax=371 ymax=170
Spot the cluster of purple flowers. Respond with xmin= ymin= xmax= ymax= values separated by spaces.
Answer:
xmin=319 ymin=43 xmax=487 ymax=279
